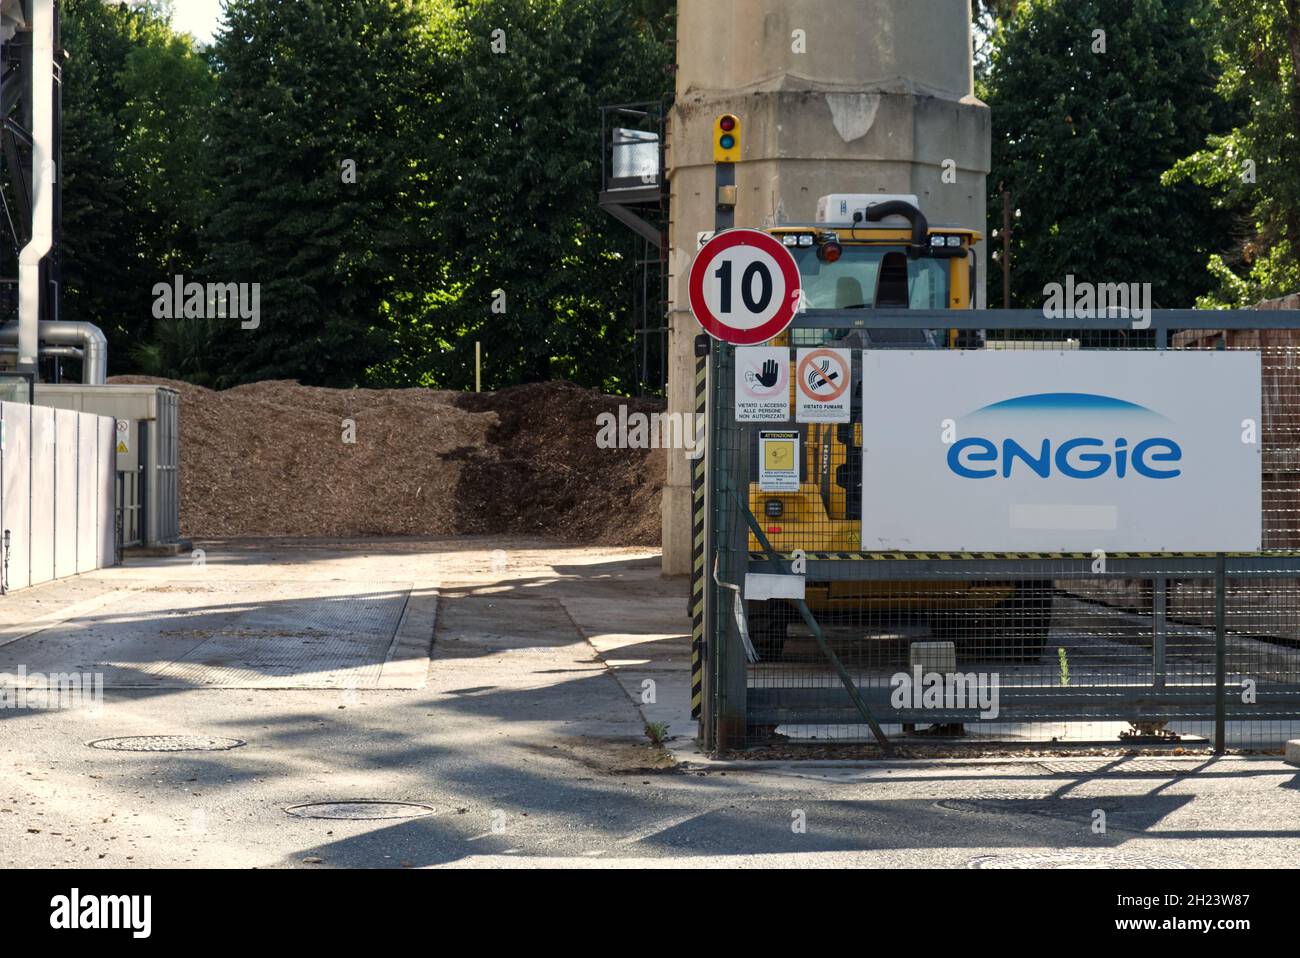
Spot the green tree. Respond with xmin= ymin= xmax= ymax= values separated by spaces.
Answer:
xmin=389 ymin=0 xmax=674 ymax=392
xmin=984 ymin=0 xmax=1235 ymax=313
xmin=202 ymin=0 xmax=441 ymax=387
xmin=973 ymin=0 xmax=1023 ymax=76
xmin=1166 ymin=0 xmax=1300 ymax=306
xmin=57 ymin=0 xmax=214 ymax=373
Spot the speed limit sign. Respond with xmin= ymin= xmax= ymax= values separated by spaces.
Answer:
xmin=688 ymin=229 xmax=801 ymax=345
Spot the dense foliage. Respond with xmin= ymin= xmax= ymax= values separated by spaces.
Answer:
xmin=981 ymin=0 xmax=1238 ymax=311
xmin=18 ymin=1 xmax=1300 ymax=389
xmin=1164 ymin=0 xmax=1300 ymax=306
xmin=44 ymin=0 xmax=672 ymax=389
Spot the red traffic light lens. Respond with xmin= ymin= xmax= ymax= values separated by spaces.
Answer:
xmin=719 ymin=115 xmax=736 ymax=132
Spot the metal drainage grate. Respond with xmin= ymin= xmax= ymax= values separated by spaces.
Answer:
xmin=88 ymin=735 xmax=245 ymax=752
xmin=969 ymin=853 xmax=1193 ymax=869
xmin=1038 ymin=760 xmax=1202 ymax=776
xmin=284 ymin=801 xmax=437 ymax=821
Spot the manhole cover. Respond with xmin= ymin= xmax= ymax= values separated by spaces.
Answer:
xmin=969 ymin=853 xmax=1193 ymax=869
xmin=937 ymin=798 xmax=1124 ymax=820
xmin=284 ymin=801 xmax=437 ymax=821
xmin=88 ymin=735 xmax=245 ymax=752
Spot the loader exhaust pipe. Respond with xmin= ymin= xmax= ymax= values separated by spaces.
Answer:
xmin=862 ymin=199 xmax=929 ymax=255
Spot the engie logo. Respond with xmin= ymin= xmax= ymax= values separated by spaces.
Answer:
xmin=946 ymin=392 xmax=1182 ymax=480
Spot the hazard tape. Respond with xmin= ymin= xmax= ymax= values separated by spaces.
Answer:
xmin=749 ymin=551 xmax=1265 ymax=562
xmin=690 ymin=356 xmax=707 ymax=720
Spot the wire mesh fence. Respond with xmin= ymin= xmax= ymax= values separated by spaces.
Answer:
xmin=705 ymin=320 xmax=1300 ymax=750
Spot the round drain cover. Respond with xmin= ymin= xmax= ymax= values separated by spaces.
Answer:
xmin=284 ymin=801 xmax=436 ymax=821
xmin=969 ymin=853 xmax=1192 ymax=869
xmin=937 ymin=798 xmax=1124 ymax=818
xmin=88 ymin=735 xmax=245 ymax=752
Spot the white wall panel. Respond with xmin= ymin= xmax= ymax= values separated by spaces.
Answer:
xmin=54 ymin=409 xmax=79 ymax=579
xmin=28 ymin=405 xmax=55 ymax=586
xmin=77 ymin=412 xmax=99 ymax=573
xmin=1 ymin=403 xmax=31 ymax=591
xmin=98 ymin=417 xmax=115 ymax=567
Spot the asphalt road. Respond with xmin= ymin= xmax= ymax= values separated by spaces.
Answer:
xmin=0 ymin=538 xmax=1297 ymax=869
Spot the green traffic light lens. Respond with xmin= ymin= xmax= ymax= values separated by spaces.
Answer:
xmin=720 ymin=134 xmax=735 ymax=150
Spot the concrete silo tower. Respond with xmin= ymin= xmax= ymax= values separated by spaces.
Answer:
xmin=661 ymin=0 xmax=990 ymax=573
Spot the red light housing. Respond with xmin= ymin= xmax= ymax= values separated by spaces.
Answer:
xmin=720 ymin=115 xmax=736 ymax=132
xmin=818 ymin=240 xmax=843 ymax=263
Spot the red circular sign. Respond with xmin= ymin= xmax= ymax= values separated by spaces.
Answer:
xmin=797 ymin=349 xmax=849 ymax=402
xmin=688 ymin=229 xmax=801 ymax=345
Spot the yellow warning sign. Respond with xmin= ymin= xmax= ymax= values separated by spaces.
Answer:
xmin=116 ymin=440 xmax=129 ymax=454
xmin=764 ymin=439 xmax=793 ymax=471
xmin=758 ymin=430 xmax=798 ymax=492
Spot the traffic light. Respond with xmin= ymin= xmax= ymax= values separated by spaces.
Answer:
xmin=713 ymin=114 xmax=741 ymax=163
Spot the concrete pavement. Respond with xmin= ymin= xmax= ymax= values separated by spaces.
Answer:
xmin=0 ymin=537 xmax=1298 ymax=868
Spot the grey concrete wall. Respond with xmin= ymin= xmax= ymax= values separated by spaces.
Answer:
xmin=662 ymin=0 xmax=991 ymax=573
xmin=0 ymin=402 xmax=115 ymax=591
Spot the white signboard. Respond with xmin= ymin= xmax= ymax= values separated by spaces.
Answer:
xmin=759 ymin=430 xmax=799 ymax=492
xmin=795 ymin=347 xmax=851 ymax=423
xmin=860 ymin=351 xmax=1262 ymax=552
xmin=735 ymin=347 xmax=790 ymax=421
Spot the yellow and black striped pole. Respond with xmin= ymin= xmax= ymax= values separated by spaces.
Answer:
xmin=690 ymin=354 xmax=707 ymax=720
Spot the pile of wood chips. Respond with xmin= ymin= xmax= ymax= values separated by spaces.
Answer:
xmin=108 ymin=376 xmax=666 ymax=546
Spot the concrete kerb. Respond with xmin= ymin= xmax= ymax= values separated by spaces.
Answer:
xmin=674 ymin=753 xmax=1292 ymax=773
xmin=1287 ymin=740 xmax=1300 ymax=767
xmin=375 ymin=588 xmax=438 ymax=689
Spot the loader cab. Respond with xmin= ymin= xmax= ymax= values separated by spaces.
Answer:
xmin=768 ymin=193 xmax=980 ymax=328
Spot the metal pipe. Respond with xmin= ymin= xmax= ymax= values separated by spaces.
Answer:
xmin=16 ymin=0 xmax=53 ymax=374
xmin=0 ymin=343 xmax=82 ymax=358
xmin=0 ymin=319 xmax=106 ymax=383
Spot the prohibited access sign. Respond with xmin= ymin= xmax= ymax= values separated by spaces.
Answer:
xmin=688 ymin=229 xmax=801 ymax=345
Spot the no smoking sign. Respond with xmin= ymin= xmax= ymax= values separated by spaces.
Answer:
xmin=688 ymin=229 xmax=801 ymax=345
xmin=796 ymin=347 xmax=851 ymax=423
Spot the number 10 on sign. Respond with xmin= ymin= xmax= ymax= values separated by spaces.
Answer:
xmin=688 ymin=229 xmax=801 ymax=346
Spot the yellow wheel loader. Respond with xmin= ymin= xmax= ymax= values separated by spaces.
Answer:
xmin=744 ymin=195 xmax=1053 ymax=662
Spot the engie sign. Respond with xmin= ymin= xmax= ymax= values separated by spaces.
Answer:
xmin=860 ymin=351 xmax=1261 ymax=552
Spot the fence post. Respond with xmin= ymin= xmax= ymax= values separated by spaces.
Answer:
xmin=1152 ymin=576 xmax=1167 ymax=689
xmin=710 ymin=343 xmax=748 ymax=750
xmin=1214 ymin=552 xmax=1227 ymax=754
